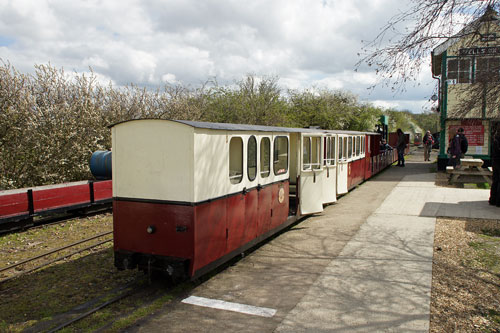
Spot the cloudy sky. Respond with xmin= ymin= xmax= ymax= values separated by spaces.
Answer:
xmin=0 ymin=0 xmax=438 ymax=113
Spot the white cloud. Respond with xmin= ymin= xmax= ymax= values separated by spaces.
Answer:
xmin=161 ymin=73 xmax=177 ymax=84
xmin=82 ymin=55 xmax=109 ymax=70
xmin=370 ymin=99 xmax=433 ymax=113
xmin=0 ymin=0 xmax=436 ymax=113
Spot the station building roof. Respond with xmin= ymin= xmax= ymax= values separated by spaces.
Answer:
xmin=431 ymin=6 xmax=499 ymax=76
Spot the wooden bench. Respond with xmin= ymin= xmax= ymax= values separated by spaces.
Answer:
xmin=446 ymin=158 xmax=492 ymax=185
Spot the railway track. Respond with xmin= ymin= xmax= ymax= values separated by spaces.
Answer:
xmin=45 ymin=282 xmax=137 ymax=333
xmin=0 ymin=230 xmax=113 ymax=283
xmin=25 ymin=277 xmax=174 ymax=333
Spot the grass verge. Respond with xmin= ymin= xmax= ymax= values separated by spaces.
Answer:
xmin=0 ymin=215 xmax=182 ymax=332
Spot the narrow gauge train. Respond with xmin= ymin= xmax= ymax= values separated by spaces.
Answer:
xmin=111 ymin=119 xmax=397 ymax=280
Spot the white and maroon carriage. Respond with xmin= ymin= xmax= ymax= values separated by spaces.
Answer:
xmin=110 ymin=119 xmax=382 ymax=279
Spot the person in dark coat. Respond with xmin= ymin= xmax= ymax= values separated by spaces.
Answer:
xmin=448 ymin=129 xmax=462 ymax=169
xmin=458 ymin=127 xmax=468 ymax=158
xmin=489 ymin=125 xmax=500 ymax=207
xmin=396 ymin=129 xmax=406 ymax=167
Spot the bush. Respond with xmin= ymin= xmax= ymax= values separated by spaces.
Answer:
xmin=0 ymin=62 xmax=432 ymax=190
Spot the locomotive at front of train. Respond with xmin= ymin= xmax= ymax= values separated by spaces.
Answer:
xmin=110 ymin=119 xmax=303 ymax=280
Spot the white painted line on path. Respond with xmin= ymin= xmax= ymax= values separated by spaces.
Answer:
xmin=181 ymin=295 xmax=277 ymax=318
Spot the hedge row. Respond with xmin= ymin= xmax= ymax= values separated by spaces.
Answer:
xmin=0 ymin=62 xmax=430 ymax=189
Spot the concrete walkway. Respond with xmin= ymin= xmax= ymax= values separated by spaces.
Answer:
xmin=130 ymin=150 xmax=498 ymax=333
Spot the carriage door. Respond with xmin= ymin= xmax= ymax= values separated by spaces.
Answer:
xmin=337 ymin=134 xmax=348 ymax=195
xmin=299 ymin=133 xmax=324 ymax=215
xmin=322 ymin=135 xmax=337 ymax=204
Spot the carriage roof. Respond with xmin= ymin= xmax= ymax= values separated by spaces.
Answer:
xmin=109 ymin=119 xmax=376 ymax=135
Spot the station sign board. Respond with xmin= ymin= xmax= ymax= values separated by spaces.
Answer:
xmin=448 ymin=120 xmax=484 ymax=146
xmin=459 ymin=46 xmax=500 ymax=56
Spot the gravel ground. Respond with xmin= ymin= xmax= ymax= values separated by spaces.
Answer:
xmin=430 ymin=217 xmax=500 ymax=332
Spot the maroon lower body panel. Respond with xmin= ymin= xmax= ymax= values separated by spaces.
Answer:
xmin=0 ymin=192 xmax=28 ymax=218
xmin=113 ymin=180 xmax=290 ymax=278
xmin=193 ymin=199 xmax=227 ymax=274
xmin=34 ymin=184 xmax=91 ymax=212
xmin=348 ymin=159 xmax=366 ymax=190
xmin=0 ymin=180 xmax=113 ymax=223
xmin=93 ymin=180 xmax=112 ymax=201
xmin=113 ymin=200 xmax=194 ymax=259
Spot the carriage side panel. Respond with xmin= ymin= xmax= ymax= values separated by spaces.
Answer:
xmin=257 ymin=185 xmax=273 ymax=235
xmin=348 ymin=158 xmax=365 ymax=189
xmin=112 ymin=120 xmax=196 ymax=275
xmin=270 ymin=181 xmax=289 ymax=229
xmin=244 ymin=188 xmax=259 ymax=242
xmin=192 ymin=199 xmax=227 ymax=276
xmin=225 ymin=193 xmax=246 ymax=254
xmin=112 ymin=120 xmax=194 ymax=203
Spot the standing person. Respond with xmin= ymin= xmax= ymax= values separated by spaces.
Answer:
xmin=458 ymin=127 xmax=468 ymax=158
xmin=423 ymin=130 xmax=434 ymax=161
xmin=489 ymin=124 xmax=500 ymax=207
xmin=448 ymin=129 xmax=462 ymax=169
xmin=396 ymin=129 xmax=406 ymax=167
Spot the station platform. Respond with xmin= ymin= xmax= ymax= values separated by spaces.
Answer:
xmin=130 ymin=150 xmax=498 ymax=332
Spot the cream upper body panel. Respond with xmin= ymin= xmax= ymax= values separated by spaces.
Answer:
xmin=112 ymin=119 xmax=323 ymax=203
xmin=112 ymin=120 xmax=194 ymax=202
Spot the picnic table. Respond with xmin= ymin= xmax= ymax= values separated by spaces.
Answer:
xmin=446 ymin=158 xmax=493 ymax=185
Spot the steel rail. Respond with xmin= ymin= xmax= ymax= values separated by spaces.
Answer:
xmin=46 ymin=280 xmax=173 ymax=333
xmin=0 ymin=238 xmax=113 ymax=284
xmin=0 ymin=230 xmax=113 ymax=274
xmin=47 ymin=287 xmax=134 ymax=333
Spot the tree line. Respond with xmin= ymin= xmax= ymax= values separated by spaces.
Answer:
xmin=0 ymin=62 xmax=437 ymax=189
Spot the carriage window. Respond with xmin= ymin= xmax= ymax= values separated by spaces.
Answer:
xmin=331 ymin=137 xmax=336 ymax=165
xmin=325 ymin=137 xmax=329 ymax=163
xmin=274 ymin=136 xmax=288 ymax=175
xmin=355 ymin=136 xmax=360 ymax=156
xmin=303 ymin=137 xmax=311 ymax=170
xmin=362 ymin=136 xmax=365 ymax=154
xmin=260 ymin=137 xmax=270 ymax=178
xmin=324 ymin=137 xmax=330 ymax=166
xmin=311 ymin=137 xmax=321 ymax=170
xmin=303 ymin=136 xmax=321 ymax=170
xmin=248 ymin=136 xmax=257 ymax=181
xmin=229 ymin=137 xmax=243 ymax=184
xmin=348 ymin=136 xmax=353 ymax=159
xmin=338 ymin=137 xmax=343 ymax=160
xmin=343 ymin=138 xmax=348 ymax=160
xmin=325 ymin=137 xmax=336 ymax=166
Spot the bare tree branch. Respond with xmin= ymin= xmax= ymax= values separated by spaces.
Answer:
xmin=357 ymin=0 xmax=499 ymax=93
